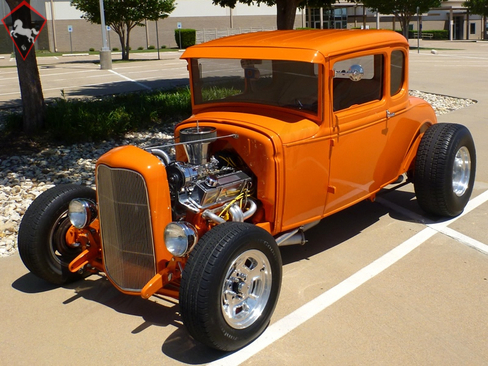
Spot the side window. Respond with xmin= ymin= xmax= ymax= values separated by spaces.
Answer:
xmin=333 ymin=54 xmax=383 ymax=111
xmin=390 ymin=50 xmax=405 ymax=96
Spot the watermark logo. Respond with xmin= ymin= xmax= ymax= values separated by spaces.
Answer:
xmin=1 ymin=1 xmax=46 ymax=60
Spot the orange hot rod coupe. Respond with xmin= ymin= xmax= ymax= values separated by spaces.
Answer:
xmin=18 ymin=30 xmax=476 ymax=351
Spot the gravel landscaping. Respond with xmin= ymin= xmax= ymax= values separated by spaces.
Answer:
xmin=0 ymin=90 xmax=477 ymax=257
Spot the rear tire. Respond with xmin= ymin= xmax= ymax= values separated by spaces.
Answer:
xmin=18 ymin=184 xmax=96 ymax=285
xmin=180 ymin=222 xmax=282 ymax=351
xmin=414 ymin=123 xmax=476 ymax=217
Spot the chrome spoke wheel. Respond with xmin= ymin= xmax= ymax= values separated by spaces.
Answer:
xmin=221 ymin=249 xmax=272 ymax=329
xmin=452 ymin=146 xmax=471 ymax=197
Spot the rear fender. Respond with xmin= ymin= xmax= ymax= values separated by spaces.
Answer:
xmin=399 ymin=122 xmax=432 ymax=175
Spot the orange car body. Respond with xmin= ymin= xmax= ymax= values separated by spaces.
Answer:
xmin=69 ymin=30 xmax=437 ymax=298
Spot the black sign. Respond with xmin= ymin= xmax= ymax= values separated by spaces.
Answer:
xmin=1 ymin=1 xmax=47 ymax=60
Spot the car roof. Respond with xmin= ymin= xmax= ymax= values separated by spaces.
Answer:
xmin=181 ymin=29 xmax=408 ymax=63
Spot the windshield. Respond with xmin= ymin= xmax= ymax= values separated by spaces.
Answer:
xmin=190 ymin=58 xmax=319 ymax=115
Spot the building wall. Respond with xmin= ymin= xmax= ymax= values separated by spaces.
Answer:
xmin=42 ymin=15 xmax=283 ymax=53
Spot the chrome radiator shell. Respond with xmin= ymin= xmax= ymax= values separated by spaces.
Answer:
xmin=96 ymin=164 xmax=156 ymax=292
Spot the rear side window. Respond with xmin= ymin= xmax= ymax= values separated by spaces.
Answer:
xmin=390 ymin=50 xmax=405 ymax=96
xmin=333 ymin=54 xmax=383 ymax=111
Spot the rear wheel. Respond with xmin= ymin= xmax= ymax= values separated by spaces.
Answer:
xmin=414 ymin=123 xmax=476 ymax=217
xmin=180 ymin=222 xmax=282 ymax=351
xmin=18 ymin=184 xmax=96 ymax=285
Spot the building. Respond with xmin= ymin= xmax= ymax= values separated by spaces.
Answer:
xmin=304 ymin=1 xmax=487 ymax=41
xmin=1 ymin=0 xmax=486 ymax=55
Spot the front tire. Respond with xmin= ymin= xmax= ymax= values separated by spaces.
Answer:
xmin=414 ymin=123 xmax=476 ymax=217
xmin=180 ymin=222 xmax=282 ymax=351
xmin=18 ymin=184 xmax=96 ymax=285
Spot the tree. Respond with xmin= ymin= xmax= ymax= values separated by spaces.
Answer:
xmin=464 ymin=0 xmax=487 ymax=39
xmin=4 ymin=0 xmax=45 ymax=134
xmin=359 ymin=0 xmax=442 ymax=38
xmin=71 ymin=0 xmax=175 ymax=60
xmin=212 ymin=0 xmax=335 ymax=30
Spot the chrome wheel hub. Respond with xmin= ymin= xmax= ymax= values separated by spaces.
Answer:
xmin=452 ymin=146 xmax=471 ymax=197
xmin=221 ymin=249 xmax=272 ymax=329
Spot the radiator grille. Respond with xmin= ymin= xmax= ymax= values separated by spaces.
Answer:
xmin=97 ymin=165 xmax=156 ymax=292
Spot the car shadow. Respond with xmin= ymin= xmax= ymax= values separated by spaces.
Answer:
xmin=162 ymin=329 xmax=228 ymax=364
xmin=279 ymin=198 xmax=389 ymax=265
xmin=12 ymin=272 xmax=60 ymax=293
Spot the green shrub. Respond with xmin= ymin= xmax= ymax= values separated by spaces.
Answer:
xmin=89 ymin=48 xmax=95 ymax=52
xmin=44 ymin=88 xmax=192 ymax=143
xmin=138 ymin=46 xmax=144 ymax=50
xmin=112 ymin=47 xmax=119 ymax=51
xmin=148 ymin=45 xmax=155 ymax=50
xmin=410 ymin=30 xmax=449 ymax=40
xmin=0 ymin=88 xmax=193 ymax=144
xmin=175 ymin=29 xmax=196 ymax=49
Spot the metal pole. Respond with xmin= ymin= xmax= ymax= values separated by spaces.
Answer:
xmin=417 ymin=7 xmax=420 ymax=53
xmin=99 ymin=0 xmax=109 ymax=51
xmin=50 ymin=0 xmax=57 ymax=52
xmin=99 ymin=0 xmax=112 ymax=69
xmin=145 ymin=19 xmax=150 ymax=48
xmin=450 ymin=8 xmax=454 ymax=41
xmin=156 ymin=20 xmax=160 ymax=60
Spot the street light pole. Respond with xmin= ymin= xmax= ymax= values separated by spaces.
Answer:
xmin=99 ymin=0 xmax=112 ymax=69
xmin=49 ymin=0 xmax=57 ymax=52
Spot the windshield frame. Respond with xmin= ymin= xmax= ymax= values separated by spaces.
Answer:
xmin=188 ymin=57 xmax=323 ymax=121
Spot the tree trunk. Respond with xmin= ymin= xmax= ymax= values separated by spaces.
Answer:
xmin=484 ymin=15 xmax=487 ymax=40
xmin=14 ymin=47 xmax=45 ymax=133
xmin=6 ymin=0 xmax=45 ymax=134
xmin=276 ymin=0 xmax=300 ymax=30
xmin=116 ymin=29 xmax=126 ymax=60
xmin=398 ymin=14 xmax=411 ymax=39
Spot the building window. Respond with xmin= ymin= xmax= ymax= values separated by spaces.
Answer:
xmin=470 ymin=23 xmax=476 ymax=35
xmin=306 ymin=7 xmax=347 ymax=29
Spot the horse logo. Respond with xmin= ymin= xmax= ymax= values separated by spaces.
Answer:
xmin=10 ymin=19 xmax=39 ymax=44
xmin=1 ymin=1 xmax=47 ymax=60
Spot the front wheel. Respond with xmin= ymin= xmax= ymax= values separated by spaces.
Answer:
xmin=18 ymin=184 xmax=96 ymax=285
xmin=413 ymin=123 xmax=476 ymax=217
xmin=180 ymin=222 xmax=282 ymax=351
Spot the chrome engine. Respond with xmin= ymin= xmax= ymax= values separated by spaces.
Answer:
xmin=148 ymin=126 xmax=256 ymax=224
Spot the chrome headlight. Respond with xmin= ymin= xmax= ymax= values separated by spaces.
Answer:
xmin=164 ymin=222 xmax=198 ymax=257
xmin=68 ymin=199 xmax=97 ymax=229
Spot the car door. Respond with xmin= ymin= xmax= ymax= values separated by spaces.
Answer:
xmin=325 ymin=51 xmax=395 ymax=215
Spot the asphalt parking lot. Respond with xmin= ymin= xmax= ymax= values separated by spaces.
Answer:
xmin=1 ymin=40 xmax=487 ymax=365
xmin=0 ymin=51 xmax=189 ymax=108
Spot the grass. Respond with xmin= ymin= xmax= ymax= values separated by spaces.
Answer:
xmin=3 ymin=87 xmax=192 ymax=145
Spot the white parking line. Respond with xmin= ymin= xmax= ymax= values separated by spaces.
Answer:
xmin=435 ymin=226 xmax=488 ymax=255
xmin=108 ymin=69 xmax=152 ymax=90
xmin=376 ymin=189 xmax=488 ymax=255
xmin=209 ymin=190 xmax=488 ymax=366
